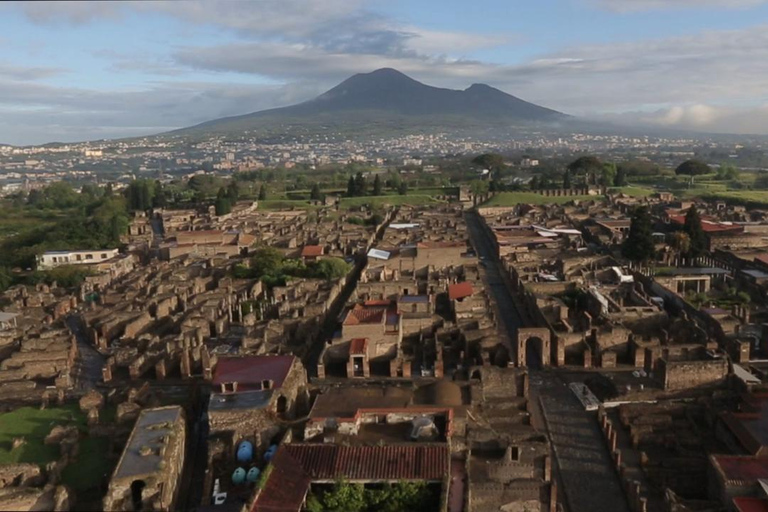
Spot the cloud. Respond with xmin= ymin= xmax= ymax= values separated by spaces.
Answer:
xmin=0 ymin=64 xmax=66 ymax=81
xmin=593 ymin=104 xmax=768 ymax=134
xmin=594 ymin=0 xmax=768 ymax=12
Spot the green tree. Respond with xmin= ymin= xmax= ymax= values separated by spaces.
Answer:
xmin=568 ymin=156 xmax=603 ymax=185
xmin=397 ymin=181 xmax=408 ymax=195
xmin=372 ymin=174 xmax=383 ymax=196
xmin=347 ymin=176 xmax=356 ymax=197
xmin=682 ymin=206 xmax=707 ymax=260
xmin=227 ymin=180 xmax=240 ymax=201
xmin=258 ymin=184 xmax=267 ymax=201
xmin=309 ymin=257 xmax=351 ymax=280
xmin=310 ymin=183 xmax=322 ymax=200
xmin=600 ymin=162 xmax=617 ymax=186
xmin=215 ymin=187 xmax=232 ymax=216
xmin=472 ymin=153 xmax=505 ymax=172
xmin=614 ymin=166 xmax=628 ymax=186
xmin=354 ymin=172 xmax=367 ymax=196
xmin=675 ymin=159 xmax=710 ymax=185
xmin=529 ymin=175 xmax=540 ymax=190
xmin=0 ymin=266 xmax=12 ymax=292
xmin=250 ymin=247 xmax=285 ymax=278
xmin=622 ymin=205 xmax=656 ymax=264
xmin=716 ymin=163 xmax=739 ymax=180
xmin=562 ymin=169 xmax=572 ymax=189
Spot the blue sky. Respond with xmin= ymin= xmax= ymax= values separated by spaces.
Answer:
xmin=1 ymin=0 xmax=767 ymax=144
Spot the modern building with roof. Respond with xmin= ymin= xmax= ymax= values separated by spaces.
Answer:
xmin=36 ymin=248 xmax=120 ymax=270
xmin=103 ymin=406 xmax=187 ymax=512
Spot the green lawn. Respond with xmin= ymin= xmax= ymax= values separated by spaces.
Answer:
xmin=339 ymin=194 xmax=441 ymax=209
xmin=257 ymin=199 xmax=321 ymax=210
xmin=0 ymin=405 xmax=86 ymax=465
xmin=609 ymin=185 xmax=655 ymax=198
xmin=699 ymin=190 xmax=768 ymax=207
xmin=481 ymin=192 xmax=601 ymax=207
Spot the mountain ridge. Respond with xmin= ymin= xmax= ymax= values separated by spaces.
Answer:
xmin=171 ymin=68 xmax=567 ymax=136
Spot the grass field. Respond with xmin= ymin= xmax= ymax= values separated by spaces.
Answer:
xmin=257 ymin=199 xmax=321 ymax=210
xmin=339 ymin=194 xmax=441 ymax=208
xmin=0 ymin=405 xmax=86 ymax=465
xmin=60 ymin=436 xmax=112 ymax=492
xmin=698 ymin=190 xmax=768 ymax=207
xmin=481 ymin=192 xmax=601 ymax=207
xmin=609 ymin=186 xmax=655 ymax=198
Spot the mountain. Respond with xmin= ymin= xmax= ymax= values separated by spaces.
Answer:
xmin=172 ymin=68 xmax=567 ymax=136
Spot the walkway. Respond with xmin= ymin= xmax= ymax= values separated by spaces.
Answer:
xmin=465 ymin=210 xmax=630 ymax=512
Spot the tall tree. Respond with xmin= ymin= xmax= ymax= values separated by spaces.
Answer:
xmin=622 ymin=205 xmax=656 ymax=264
xmin=562 ymin=170 xmax=572 ymax=189
xmin=215 ymin=187 xmax=231 ymax=216
xmin=568 ymin=156 xmax=603 ymax=185
xmin=675 ymin=159 xmax=710 ymax=185
xmin=397 ymin=181 xmax=408 ymax=195
xmin=372 ymin=174 xmax=383 ymax=196
xmin=600 ymin=162 xmax=617 ymax=186
xmin=682 ymin=206 xmax=707 ymax=261
xmin=614 ymin=166 xmax=628 ymax=187
xmin=257 ymin=184 xmax=267 ymax=201
xmin=347 ymin=176 xmax=356 ymax=197
xmin=310 ymin=183 xmax=322 ymax=200
xmin=354 ymin=172 xmax=367 ymax=196
xmin=227 ymin=180 xmax=240 ymax=201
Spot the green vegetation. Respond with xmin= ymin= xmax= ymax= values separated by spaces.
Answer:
xmin=622 ymin=206 xmax=655 ymax=264
xmin=481 ymin=192 xmax=599 ymax=206
xmin=306 ymin=481 xmax=439 ymax=512
xmin=609 ymin=186 xmax=655 ymax=198
xmin=60 ymin=436 xmax=111 ymax=492
xmin=339 ymin=194 xmax=439 ymax=209
xmin=234 ymin=247 xmax=352 ymax=287
xmin=682 ymin=206 xmax=707 ymax=260
xmin=0 ymin=405 xmax=85 ymax=465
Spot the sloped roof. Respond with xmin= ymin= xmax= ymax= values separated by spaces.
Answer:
xmin=301 ymin=245 xmax=324 ymax=257
xmin=349 ymin=338 xmax=368 ymax=355
xmin=212 ymin=355 xmax=295 ymax=392
xmin=448 ymin=281 xmax=474 ymax=301
xmin=343 ymin=307 xmax=385 ymax=325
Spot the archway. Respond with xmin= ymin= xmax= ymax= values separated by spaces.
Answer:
xmin=130 ymin=480 xmax=146 ymax=511
xmin=516 ymin=328 xmax=551 ymax=368
xmin=276 ymin=395 xmax=288 ymax=416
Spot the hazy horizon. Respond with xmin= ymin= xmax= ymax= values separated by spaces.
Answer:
xmin=1 ymin=0 xmax=768 ymax=145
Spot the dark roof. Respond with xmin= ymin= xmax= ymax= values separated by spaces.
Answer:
xmin=212 ymin=355 xmax=295 ymax=392
xmin=448 ymin=282 xmax=474 ymax=301
xmin=253 ymin=444 xmax=448 ymax=512
xmin=285 ymin=444 xmax=448 ymax=480
xmin=712 ymin=455 xmax=768 ymax=484
xmin=734 ymin=498 xmax=768 ymax=512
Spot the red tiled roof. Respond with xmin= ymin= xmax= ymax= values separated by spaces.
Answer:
xmin=285 ymin=444 xmax=448 ymax=481
xmin=301 ymin=245 xmax=324 ymax=257
xmin=343 ymin=307 xmax=385 ymax=325
xmin=252 ymin=444 xmax=448 ymax=512
xmin=712 ymin=455 xmax=768 ymax=484
xmin=416 ymin=241 xmax=466 ymax=249
xmin=735 ymin=498 xmax=768 ymax=512
xmin=448 ymin=282 xmax=474 ymax=301
xmin=212 ymin=355 xmax=295 ymax=392
xmin=252 ymin=448 xmax=311 ymax=512
xmin=349 ymin=338 xmax=368 ymax=355
xmin=668 ymin=215 xmax=744 ymax=234
xmin=755 ymin=254 xmax=768 ymax=266
xmin=364 ymin=299 xmax=391 ymax=307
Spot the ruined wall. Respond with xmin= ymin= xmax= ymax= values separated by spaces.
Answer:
xmin=658 ymin=358 xmax=729 ymax=391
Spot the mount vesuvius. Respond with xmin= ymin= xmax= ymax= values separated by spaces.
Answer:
xmin=171 ymin=68 xmax=568 ymax=136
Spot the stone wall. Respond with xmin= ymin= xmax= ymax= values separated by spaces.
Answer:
xmin=658 ymin=358 xmax=729 ymax=391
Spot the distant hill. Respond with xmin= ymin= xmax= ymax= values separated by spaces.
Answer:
xmin=171 ymin=68 xmax=568 ymax=136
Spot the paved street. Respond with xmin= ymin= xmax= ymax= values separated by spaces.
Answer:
xmin=465 ymin=211 xmax=630 ymax=512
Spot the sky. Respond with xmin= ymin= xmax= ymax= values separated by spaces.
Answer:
xmin=1 ymin=0 xmax=768 ymax=145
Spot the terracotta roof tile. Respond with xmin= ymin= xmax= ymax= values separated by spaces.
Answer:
xmin=343 ymin=307 xmax=385 ymax=325
xmin=212 ymin=355 xmax=295 ymax=392
xmin=448 ymin=282 xmax=474 ymax=301
xmin=301 ymin=245 xmax=324 ymax=257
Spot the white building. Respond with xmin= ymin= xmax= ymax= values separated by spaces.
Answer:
xmin=36 ymin=249 xmax=120 ymax=270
